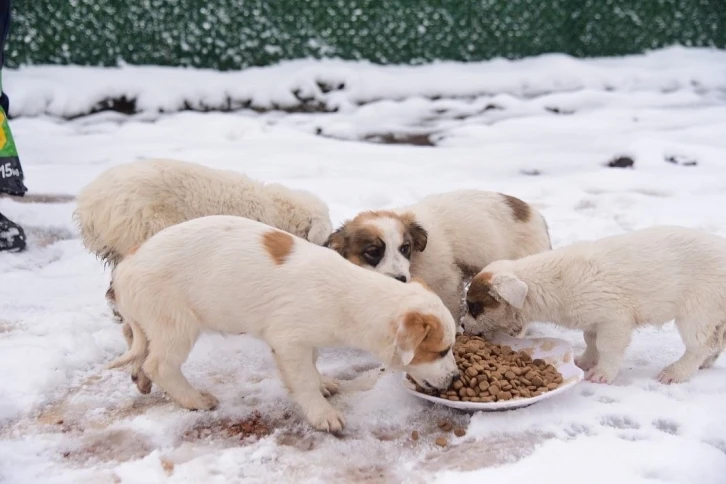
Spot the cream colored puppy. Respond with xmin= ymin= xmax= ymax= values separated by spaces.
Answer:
xmin=108 ymin=215 xmax=458 ymax=432
xmin=75 ymin=158 xmax=333 ymax=266
xmin=462 ymin=226 xmax=726 ymax=384
xmin=325 ymin=190 xmax=551 ymax=322
xmin=75 ymin=158 xmax=333 ymax=393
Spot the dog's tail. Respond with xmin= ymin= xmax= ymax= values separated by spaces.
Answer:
xmin=107 ymin=318 xmax=148 ymax=370
xmin=105 ymin=276 xmax=148 ymax=370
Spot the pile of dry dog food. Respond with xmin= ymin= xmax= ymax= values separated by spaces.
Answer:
xmin=412 ymin=335 xmax=563 ymax=402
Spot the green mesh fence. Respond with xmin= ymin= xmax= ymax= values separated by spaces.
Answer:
xmin=7 ymin=0 xmax=726 ymax=69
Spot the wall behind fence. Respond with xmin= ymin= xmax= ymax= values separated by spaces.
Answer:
xmin=8 ymin=0 xmax=726 ymax=69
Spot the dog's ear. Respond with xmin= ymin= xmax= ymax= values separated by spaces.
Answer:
xmin=489 ymin=272 xmax=528 ymax=310
xmin=323 ymin=227 xmax=346 ymax=255
xmin=394 ymin=311 xmax=432 ymax=366
xmin=400 ymin=212 xmax=428 ymax=252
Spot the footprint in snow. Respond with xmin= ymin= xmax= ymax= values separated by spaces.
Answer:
xmin=600 ymin=415 xmax=640 ymax=430
xmin=652 ymin=419 xmax=680 ymax=435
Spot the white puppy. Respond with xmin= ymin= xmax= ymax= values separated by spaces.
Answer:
xmin=462 ymin=225 xmax=726 ymax=384
xmin=108 ymin=215 xmax=458 ymax=432
xmin=75 ymin=158 xmax=333 ymax=393
xmin=325 ymin=190 xmax=551 ymax=321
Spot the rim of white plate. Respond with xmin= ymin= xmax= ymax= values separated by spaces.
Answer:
xmin=402 ymin=333 xmax=584 ymax=411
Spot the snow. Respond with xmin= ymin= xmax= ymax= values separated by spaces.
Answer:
xmin=1 ymin=46 xmax=726 ymax=483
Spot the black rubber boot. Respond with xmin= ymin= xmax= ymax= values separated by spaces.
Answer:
xmin=0 ymin=211 xmax=26 ymax=252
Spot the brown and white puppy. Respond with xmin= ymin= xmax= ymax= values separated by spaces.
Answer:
xmin=462 ymin=226 xmax=726 ymax=384
xmin=325 ymin=190 xmax=551 ymax=322
xmin=108 ymin=215 xmax=458 ymax=432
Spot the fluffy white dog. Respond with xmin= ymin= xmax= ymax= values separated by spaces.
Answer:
xmin=108 ymin=215 xmax=459 ymax=432
xmin=75 ymin=158 xmax=333 ymax=266
xmin=462 ymin=226 xmax=726 ymax=384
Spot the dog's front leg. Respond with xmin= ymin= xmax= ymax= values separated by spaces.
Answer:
xmin=575 ymin=328 xmax=599 ymax=371
xmin=272 ymin=344 xmax=345 ymax=432
xmin=585 ymin=324 xmax=631 ymax=384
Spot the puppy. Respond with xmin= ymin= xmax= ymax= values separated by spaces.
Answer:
xmin=462 ymin=225 xmax=726 ymax=384
xmin=107 ymin=215 xmax=458 ymax=432
xmin=325 ymin=190 xmax=551 ymax=322
xmin=75 ymin=158 xmax=333 ymax=265
xmin=75 ymin=158 xmax=333 ymax=392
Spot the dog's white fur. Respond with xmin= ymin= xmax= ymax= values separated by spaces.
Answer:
xmin=74 ymin=158 xmax=334 ymax=265
xmin=326 ymin=190 xmax=551 ymax=322
xmin=108 ymin=215 xmax=458 ymax=431
xmin=463 ymin=225 xmax=726 ymax=384
xmin=75 ymin=158 xmax=333 ymax=393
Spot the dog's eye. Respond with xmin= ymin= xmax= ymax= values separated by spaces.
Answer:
xmin=364 ymin=248 xmax=382 ymax=259
xmin=467 ymin=301 xmax=483 ymax=318
xmin=399 ymin=243 xmax=411 ymax=258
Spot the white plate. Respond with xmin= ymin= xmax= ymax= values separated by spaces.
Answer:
xmin=402 ymin=333 xmax=584 ymax=411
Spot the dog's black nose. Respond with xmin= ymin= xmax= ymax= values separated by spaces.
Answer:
xmin=451 ymin=373 xmax=461 ymax=382
xmin=394 ymin=275 xmax=408 ymax=283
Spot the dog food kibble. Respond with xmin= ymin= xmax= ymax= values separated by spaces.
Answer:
xmin=411 ymin=430 xmax=419 ymax=441
xmin=438 ymin=420 xmax=453 ymax=432
xmin=453 ymin=427 xmax=466 ymax=437
xmin=435 ymin=437 xmax=448 ymax=447
xmin=412 ymin=335 xmax=564 ymax=402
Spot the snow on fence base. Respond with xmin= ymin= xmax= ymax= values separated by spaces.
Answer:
xmin=5 ymin=47 xmax=726 ymax=122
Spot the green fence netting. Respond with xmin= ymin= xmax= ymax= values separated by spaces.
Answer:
xmin=7 ymin=0 xmax=726 ymax=69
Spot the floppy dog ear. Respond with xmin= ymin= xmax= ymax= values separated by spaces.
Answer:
xmin=323 ymin=227 xmax=346 ymax=255
xmin=394 ymin=312 xmax=431 ymax=366
xmin=489 ymin=273 xmax=528 ymax=310
xmin=400 ymin=212 xmax=428 ymax=252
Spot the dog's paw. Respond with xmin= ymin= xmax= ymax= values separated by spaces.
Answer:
xmin=306 ymin=405 xmax=346 ymax=432
xmin=131 ymin=371 xmax=152 ymax=394
xmin=585 ymin=366 xmax=616 ymax=384
xmin=320 ymin=376 xmax=340 ymax=398
xmin=575 ymin=352 xmax=598 ymax=371
xmin=183 ymin=391 xmax=220 ymax=411
xmin=657 ymin=366 xmax=693 ymax=384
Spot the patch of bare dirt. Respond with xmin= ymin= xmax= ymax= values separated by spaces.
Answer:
xmin=61 ymin=429 xmax=154 ymax=465
xmin=182 ymin=411 xmax=273 ymax=443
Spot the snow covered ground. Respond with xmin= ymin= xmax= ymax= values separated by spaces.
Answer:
xmin=1 ymin=47 xmax=726 ymax=483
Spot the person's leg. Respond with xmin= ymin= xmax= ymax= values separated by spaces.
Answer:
xmin=0 ymin=0 xmax=9 ymax=115
xmin=0 ymin=0 xmax=27 ymax=253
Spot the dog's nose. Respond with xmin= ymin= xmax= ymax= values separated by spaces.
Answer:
xmin=394 ymin=275 xmax=408 ymax=283
xmin=451 ymin=373 xmax=461 ymax=382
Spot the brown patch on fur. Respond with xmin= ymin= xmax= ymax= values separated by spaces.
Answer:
xmin=126 ymin=245 xmax=141 ymax=256
xmin=399 ymin=311 xmax=450 ymax=364
xmin=325 ymin=218 xmax=385 ymax=266
xmin=263 ymin=230 xmax=294 ymax=265
xmin=397 ymin=211 xmax=428 ymax=252
xmin=466 ymin=272 xmax=501 ymax=318
xmin=500 ymin=194 xmax=531 ymax=222
xmin=324 ymin=210 xmax=428 ymax=265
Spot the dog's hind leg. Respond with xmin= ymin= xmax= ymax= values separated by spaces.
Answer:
xmin=142 ymin=315 xmax=217 ymax=410
xmin=659 ymin=316 xmax=718 ymax=384
xmin=107 ymin=278 xmax=153 ymax=393
xmin=700 ymin=319 xmax=725 ymax=369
